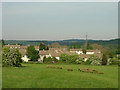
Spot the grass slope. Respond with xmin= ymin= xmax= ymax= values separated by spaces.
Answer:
xmin=2 ymin=64 xmax=118 ymax=88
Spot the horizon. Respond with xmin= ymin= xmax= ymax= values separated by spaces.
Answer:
xmin=2 ymin=37 xmax=118 ymax=41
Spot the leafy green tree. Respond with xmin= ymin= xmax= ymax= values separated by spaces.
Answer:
xmin=2 ymin=47 xmax=22 ymax=67
xmin=26 ymin=45 xmax=40 ymax=61
xmin=102 ymin=54 xmax=108 ymax=65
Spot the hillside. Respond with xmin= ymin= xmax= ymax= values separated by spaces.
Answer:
xmin=3 ymin=38 xmax=119 ymax=46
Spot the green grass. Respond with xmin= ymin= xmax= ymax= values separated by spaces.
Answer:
xmin=2 ymin=64 xmax=118 ymax=88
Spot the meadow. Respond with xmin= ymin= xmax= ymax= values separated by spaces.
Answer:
xmin=2 ymin=64 xmax=118 ymax=88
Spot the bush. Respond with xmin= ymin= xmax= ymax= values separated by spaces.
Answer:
xmin=109 ymin=57 xmax=119 ymax=65
xmin=60 ymin=54 xmax=83 ymax=64
xmin=43 ymin=56 xmax=58 ymax=63
xmin=85 ymin=55 xmax=102 ymax=65
xmin=2 ymin=47 xmax=22 ymax=67
xmin=75 ymin=57 xmax=83 ymax=64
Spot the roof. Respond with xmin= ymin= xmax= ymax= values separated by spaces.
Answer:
xmin=79 ymin=53 xmax=102 ymax=58
xmin=19 ymin=49 xmax=26 ymax=55
xmin=34 ymin=46 xmax=39 ymax=49
xmin=70 ymin=49 xmax=82 ymax=51
xmin=39 ymin=50 xmax=49 ymax=55
xmin=39 ymin=48 xmax=70 ymax=57
xmin=3 ymin=45 xmax=21 ymax=48
xmin=19 ymin=46 xmax=27 ymax=49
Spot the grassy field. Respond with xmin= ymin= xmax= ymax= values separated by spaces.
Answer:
xmin=2 ymin=64 xmax=118 ymax=88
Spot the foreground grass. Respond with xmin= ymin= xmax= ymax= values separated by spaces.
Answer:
xmin=2 ymin=64 xmax=118 ymax=88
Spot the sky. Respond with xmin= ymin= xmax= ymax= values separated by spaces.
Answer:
xmin=2 ymin=2 xmax=118 ymax=40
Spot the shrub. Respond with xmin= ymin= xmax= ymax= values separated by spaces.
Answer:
xmin=2 ymin=47 xmax=22 ymax=67
xmin=109 ymin=57 xmax=119 ymax=65
xmin=85 ymin=55 xmax=102 ymax=65
xmin=60 ymin=54 xmax=83 ymax=64
xmin=43 ymin=56 xmax=58 ymax=63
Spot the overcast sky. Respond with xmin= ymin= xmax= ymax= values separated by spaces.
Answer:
xmin=2 ymin=2 xmax=118 ymax=40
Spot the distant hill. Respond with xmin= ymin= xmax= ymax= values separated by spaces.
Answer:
xmin=4 ymin=38 xmax=119 ymax=46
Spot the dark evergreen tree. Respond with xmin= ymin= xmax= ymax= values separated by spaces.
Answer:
xmin=87 ymin=42 xmax=93 ymax=50
xmin=39 ymin=43 xmax=49 ymax=50
xmin=26 ymin=45 xmax=40 ymax=61
xmin=102 ymin=54 xmax=108 ymax=65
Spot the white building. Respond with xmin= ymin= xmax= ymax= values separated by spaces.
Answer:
xmin=70 ymin=49 xmax=83 ymax=54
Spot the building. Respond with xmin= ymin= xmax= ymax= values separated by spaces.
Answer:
xmin=70 ymin=49 xmax=102 ymax=61
xmin=3 ymin=44 xmax=102 ymax=62
xmin=19 ymin=48 xmax=30 ymax=62
xmin=70 ymin=49 xmax=83 ymax=54
xmin=38 ymin=48 xmax=70 ymax=62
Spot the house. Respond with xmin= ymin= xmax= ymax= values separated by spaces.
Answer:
xmin=38 ymin=48 xmax=70 ymax=62
xmin=70 ymin=49 xmax=102 ymax=61
xmin=70 ymin=49 xmax=83 ymax=54
xmin=3 ymin=44 xmax=102 ymax=62
xmin=3 ymin=44 xmax=21 ymax=49
xmin=39 ymin=50 xmax=51 ymax=62
xmin=19 ymin=48 xmax=30 ymax=62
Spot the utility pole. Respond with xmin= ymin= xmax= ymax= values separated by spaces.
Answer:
xmin=84 ymin=34 xmax=88 ymax=49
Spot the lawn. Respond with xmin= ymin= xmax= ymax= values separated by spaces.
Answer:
xmin=2 ymin=64 xmax=118 ymax=88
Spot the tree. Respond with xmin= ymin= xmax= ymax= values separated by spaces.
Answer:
xmin=2 ymin=47 xmax=22 ymax=67
xmin=87 ymin=42 xmax=93 ymax=50
xmin=39 ymin=43 xmax=49 ymax=50
xmin=82 ymin=49 xmax=86 ymax=54
xmin=102 ymin=54 xmax=108 ymax=65
xmin=26 ymin=45 xmax=40 ymax=61
xmin=2 ymin=39 xmax=5 ymax=47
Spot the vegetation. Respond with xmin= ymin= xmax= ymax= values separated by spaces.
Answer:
xmin=2 ymin=47 xmax=22 ymax=67
xmin=43 ymin=56 xmax=58 ymax=63
xmin=102 ymin=54 xmax=108 ymax=65
xmin=82 ymin=49 xmax=86 ymax=54
xmin=60 ymin=54 xmax=83 ymax=64
xmin=39 ymin=43 xmax=49 ymax=50
xmin=69 ymin=43 xmax=81 ymax=49
xmin=2 ymin=64 xmax=118 ymax=88
xmin=2 ymin=39 xmax=5 ymax=47
xmin=86 ymin=42 xmax=93 ymax=49
xmin=85 ymin=55 xmax=102 ymax=65
xmin=26 ymin=45 xmax=40 ymax=61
